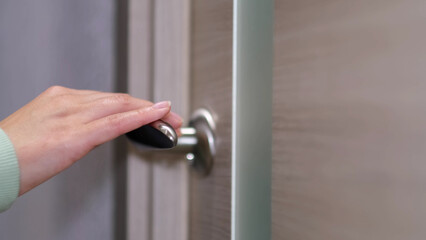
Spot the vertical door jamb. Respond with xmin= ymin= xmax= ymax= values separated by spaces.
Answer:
xmin=151 ymin=0 xmax=191 ymax=239
xmin=127 ymin=0 xmax=191 ymax=239
xmin=127 ymin=0 xmax=154 ymax=239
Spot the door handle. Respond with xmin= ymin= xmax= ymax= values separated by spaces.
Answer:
xmin=126 ymin=108 xmax=216 ymax=175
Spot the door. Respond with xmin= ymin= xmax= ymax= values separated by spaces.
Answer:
xmin=129 ymin=0 xmax=426 ymax=240
xmin=126 ymin=0 xmax=273 ymax=240
xmin=189 ymin=1 xmax=233 ymax=239
xmin=273 ymin=0 xmax=426 ymax=239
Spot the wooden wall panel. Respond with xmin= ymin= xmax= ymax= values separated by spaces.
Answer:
xmin=190 ymin=1 xmax=233 ymax=240
xmin=273 ymin=0 xmax=426 ymax=239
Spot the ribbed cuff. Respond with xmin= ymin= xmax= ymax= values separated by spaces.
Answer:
xmin=0 ymin=128 xmax=20 ymax=212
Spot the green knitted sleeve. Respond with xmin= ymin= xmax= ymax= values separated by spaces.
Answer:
xmin=0 ymin=128 xmax=20 ymax=212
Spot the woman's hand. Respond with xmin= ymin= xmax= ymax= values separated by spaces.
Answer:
xmin=0 ymin=86 xmax=183 ymax=195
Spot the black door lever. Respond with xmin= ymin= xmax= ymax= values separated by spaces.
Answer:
xmin=125 ymin=108 xmax=216 ymax=175
xmin=126 ymin=120 xmax=178 ymax=149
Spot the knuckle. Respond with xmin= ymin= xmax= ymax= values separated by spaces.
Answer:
xmin=45 ymin=85 xmax=67 ymax=95
xmin=106 ymin=114 xmax=119 ymax=123
xmin=106 ymin=115 xmax=123 ymax=133
xmin=55 ymin=95 xmax=72 ymax=106
xmin=52 ymin=96 xmax=76 ymax=117
xmin=136 ymin=108 xmax=148 ymax=116
xmin=112 ymin=93 xmax=131 ymax=105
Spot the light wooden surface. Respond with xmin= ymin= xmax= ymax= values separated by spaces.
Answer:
xmin=127 ymin=0 xmax=190 ymax=239
xmin=127 ymin=0 xmax=153 ymax=239
xmin=151 ymin=0 xmax=190 ymax=239
xmin=190 ymin=1 xmax=233 ymax=239
xmin=273 ymin=0 xmax=426 ymax=239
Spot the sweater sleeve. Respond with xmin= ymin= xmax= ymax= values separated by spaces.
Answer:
xmin=0 ymin=128 xmax=20 ymax=212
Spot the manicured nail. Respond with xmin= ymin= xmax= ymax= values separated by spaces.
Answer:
xmin=152 ymin=101 xmax=171 ymax=109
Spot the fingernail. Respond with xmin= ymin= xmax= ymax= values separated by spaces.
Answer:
xmin=152 ymin=101 xmax=171 ymax=109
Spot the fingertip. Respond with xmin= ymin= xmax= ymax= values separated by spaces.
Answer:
xmin=170 ymin=111 xmax=184 ymax=125
xmin=176 ymin=128 xmax=182 ymax=137
xmin=152 ymin=101 xmax=171 ymax=110
xmin=161 ymin=111 xmax=183 ymax=129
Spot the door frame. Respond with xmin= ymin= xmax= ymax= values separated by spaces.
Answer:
xmin=126 ymin=0 xmax=190 ymax=239
xmin=125 ymin=0 xmax=274 ymax=239
xmin=232 ymin=0 xmax=274 ymax=239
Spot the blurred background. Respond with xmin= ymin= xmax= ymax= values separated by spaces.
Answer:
xmin=0 ymin=1 xmax=121 ymax=239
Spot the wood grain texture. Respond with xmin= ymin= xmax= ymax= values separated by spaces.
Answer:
xmin=127 ymin=0 xmax=153 ymax=239
xmin=190 ymin=1 xmax=233 ymax=239
xmin=127 ymin=0 xmax=190 ymax=239
xmin=151 ymin=0 xmax=190 ymax=240
xmin=273 ymin=0 xmax=426 ymax=239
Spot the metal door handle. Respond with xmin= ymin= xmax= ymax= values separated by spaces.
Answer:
xmin=126 ymin=108 xmax=216 ymax=175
